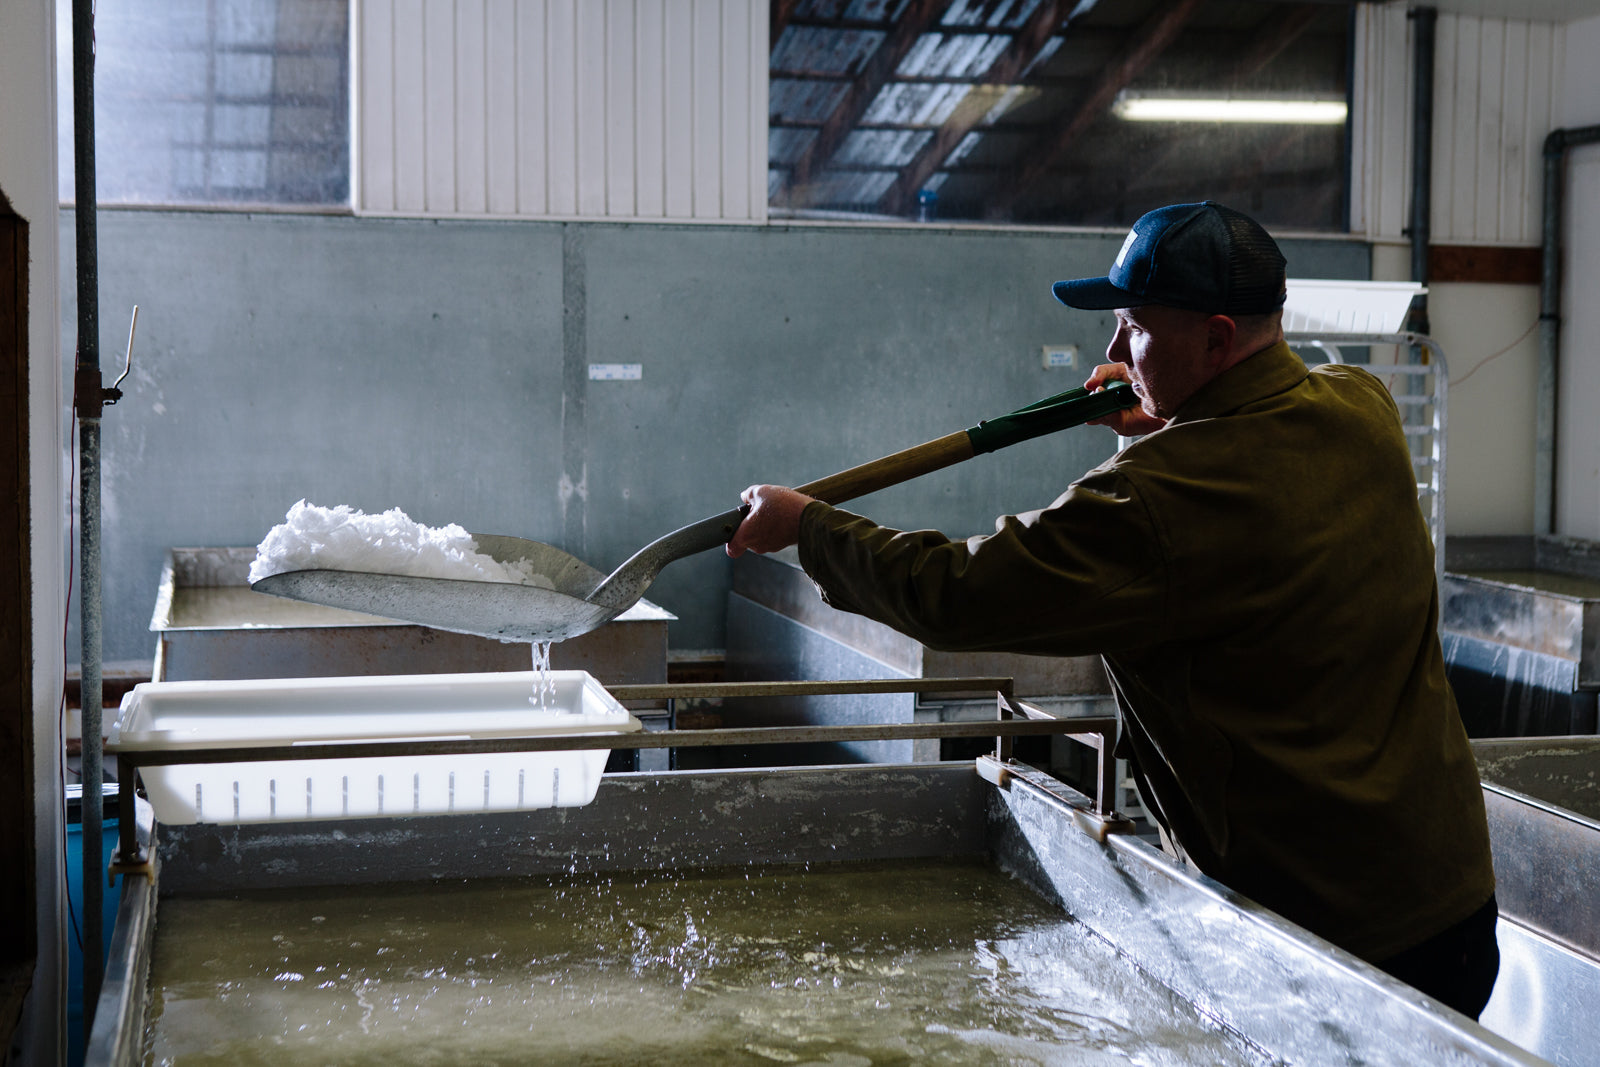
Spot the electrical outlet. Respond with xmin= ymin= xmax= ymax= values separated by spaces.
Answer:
xmin=1040 ymin=344 xmax=1078 ymax=370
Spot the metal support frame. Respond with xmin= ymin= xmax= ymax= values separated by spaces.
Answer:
xmin=108 ymin=676 xmax=1135 ymax=873
xmin=986 ymin=694 xmax=1134 ymax=841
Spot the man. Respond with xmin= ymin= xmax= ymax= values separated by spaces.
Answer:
xmin=727 ymin=202 xmax=1499 ymax=1019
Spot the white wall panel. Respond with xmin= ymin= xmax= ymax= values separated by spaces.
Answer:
xmin=485 ymin=0 xmax=518 ymax=213
xmin=720 ymin=0 xmax=750 ymax=220
xmin=546 ymin=0 xmax=579 ymax=215
xmin=455 ymin=0 xmax=488 ymax=214
xmin=514 ymin=2 xmax=547 ymax=213
xmin=1498 ymin=19 xmax=1530 ymax=240
xmin=576 ymin=1 xmax=608 ymax=216
xmin=391 ymin=0 xmax=427 ymax=212
xmin=692 ymin=0 xmax=722 ymax=218
xmin=423 ymin=0 xmax=456 ymax=210
xmin=663 ymin=1 xmax=695 ymax=218
xmin=1519 ymin=21 xmax=1556 ymax=240
xmin=1354 ymin=3 xmax=1561 ymax=246
xmin=634 ymin=0 xmax=665 ymax=217
xmin=356 ymin=0 xmax=768 ymax=221
xmin=360 ymin=0 xmax=396 ymax=212
xmin=1350 ymin=1 xmax=1412 ymax=240
xmin=606 ymin=2 xmax=636 ymax=216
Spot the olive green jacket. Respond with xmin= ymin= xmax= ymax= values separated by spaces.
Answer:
xmin=797 ymin=341 xmax=1494 ymax=961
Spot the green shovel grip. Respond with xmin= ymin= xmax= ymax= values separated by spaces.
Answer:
xmin=965 ymin=381 xmax=1138 ymax=456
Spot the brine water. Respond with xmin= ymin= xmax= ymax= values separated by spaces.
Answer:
xmin=143 ymin=859 xmax=1274 ymax=1066
xmin=529 ymin=640 xmax=556 ymax=709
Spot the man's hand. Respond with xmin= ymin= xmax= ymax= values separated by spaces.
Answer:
xmin=726 ymin=485 xmax=816 ymax=558
xmin=1084 ymin=363 xmax=1168 ymax=436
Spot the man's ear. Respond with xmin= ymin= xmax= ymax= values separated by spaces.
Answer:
xmin=1204 ymin=314 xmax=1238 ymax=365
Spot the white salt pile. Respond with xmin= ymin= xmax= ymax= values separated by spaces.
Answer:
xmin=249 ymin=500 xmax=552 ymax=587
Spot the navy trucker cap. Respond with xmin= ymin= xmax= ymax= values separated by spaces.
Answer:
xmin=1052 ymin=201 xmax=1287 ymax=315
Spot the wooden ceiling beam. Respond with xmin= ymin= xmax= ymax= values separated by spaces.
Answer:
xmin=771 ymin=0 xmax=801 ymax=51
xmin=776 ymin=0 xmax=954 ymax=206
xmin=985 ymin=0 xmax=1204 ymax=219
xmin=1227 ymin=3 xmax=1324 ymax=84
xmin=877 ymin=0 xmax=1078 ymax=217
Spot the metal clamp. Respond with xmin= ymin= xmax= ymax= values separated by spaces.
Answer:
xmin=107 ymin=845 xmax=153 ymax=886
xmin=73 ymin=305 xmax=138 ymax=412
xmin=993 ymin=694 xmax=1136 ymax=841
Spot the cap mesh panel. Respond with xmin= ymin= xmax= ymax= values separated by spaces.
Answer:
xmin=1218 ymin=206 xmax=1287 ymax=314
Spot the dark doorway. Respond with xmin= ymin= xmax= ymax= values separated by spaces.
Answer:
xmin=0 ymin=186 xmax=37 ymax=1049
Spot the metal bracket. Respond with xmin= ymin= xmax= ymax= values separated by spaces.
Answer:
xmin=73 ymin=364 xmax=122 ymax=413
xmin=107 ymin=844 xmax=152 ymax=886
xmin=992 ymin=693 xmax=1136 ymax=840
xmin=73 ymin=305 xmax=137 ymax=413
xmin=978 ymin=754 xmax=1137 ymax=843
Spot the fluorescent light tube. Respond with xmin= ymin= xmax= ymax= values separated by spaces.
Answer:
xmin=1113 ymin=93 xmax=1348 ymax=124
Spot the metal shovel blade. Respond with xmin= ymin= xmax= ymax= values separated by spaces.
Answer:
xmin=249 ymin=511 xmax=745 ymax=644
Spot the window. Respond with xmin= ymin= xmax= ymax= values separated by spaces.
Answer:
xmin=57 ymin=0 xmax=349 ymax=209
xmin=768 ymin=0 xmax=1352 ymax=230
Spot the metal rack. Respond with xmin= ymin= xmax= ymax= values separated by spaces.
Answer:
xmin=105 ymin=676 xmax=1135 ymax=882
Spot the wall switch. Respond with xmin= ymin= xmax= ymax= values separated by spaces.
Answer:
xmin=1041 ymin=345 xmax=1077 ymax=370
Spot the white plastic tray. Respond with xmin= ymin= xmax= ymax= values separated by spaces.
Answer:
xmin=112 ymin=670 xmax=641 ymax=825
xmin=1283 ymin=278 xmax=1425 ymax=334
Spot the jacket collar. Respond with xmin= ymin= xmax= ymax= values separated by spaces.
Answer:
xmin=1165 ymin=339 xmax=1309 ymax=427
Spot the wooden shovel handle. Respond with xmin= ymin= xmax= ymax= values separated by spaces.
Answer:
xmin=796 ymin=430 xmax=976 ymax=505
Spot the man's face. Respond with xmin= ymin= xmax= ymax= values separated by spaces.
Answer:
xmin=1106 ymin=305 xmax=1214 ymax=420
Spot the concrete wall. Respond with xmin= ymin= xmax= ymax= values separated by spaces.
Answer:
xmin=1556 ymin=14 xmax=1600 ymax=539
xmin=1 ymin=0 xmax=65 ymax=1061
xmin=62 ymin=211 xmax=1367 ymax=660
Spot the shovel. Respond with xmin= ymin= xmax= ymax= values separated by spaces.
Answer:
xmin=251 ymin=382 xmax=1136 ymax=643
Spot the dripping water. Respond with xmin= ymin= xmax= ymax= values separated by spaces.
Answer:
xmin=529 ymin=640 xmax=556 ymax=709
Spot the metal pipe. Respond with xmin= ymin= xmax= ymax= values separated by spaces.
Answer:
xmin=70 ymin=0 xmax=106 ymax=1033
xmin=111 ymin=715 xmax=1111 ymax=766
xmin=1407 ymin=7 xmax=1435 ymax=335
xmin=1537 ymin=124 xmax=1600 ymax=535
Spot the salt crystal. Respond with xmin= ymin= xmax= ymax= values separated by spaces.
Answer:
xmin=248 ymin=500 xmax=553 ymax=587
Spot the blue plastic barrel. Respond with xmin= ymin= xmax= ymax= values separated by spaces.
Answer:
xmin=66 ymin=809 xmax=120 ymax=1067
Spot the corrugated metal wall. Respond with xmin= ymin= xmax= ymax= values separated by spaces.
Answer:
xmin=1353 ymin=2 xmax=1562 ymax=246
xmin=356 ymin=0 xmax=768 ymax=221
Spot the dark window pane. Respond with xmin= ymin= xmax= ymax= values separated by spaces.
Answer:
xmin=58 ymin=0 xmax=349 ymax=209
xmin=769 ymin=0 xmax=1352 ymax=231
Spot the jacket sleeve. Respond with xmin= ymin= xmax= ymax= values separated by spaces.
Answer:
xmin=796 ymin=465 xmax=1169 ymax=656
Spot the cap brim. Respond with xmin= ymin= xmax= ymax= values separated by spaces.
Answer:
xmin=1052 ymin=277 xmax=1139 ymax=310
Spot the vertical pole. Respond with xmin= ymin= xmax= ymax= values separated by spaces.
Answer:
xmin=1407 ymin=7 xmax=1435 ymax=337
xmin=1536 ymin=125 xmax=1600 ymax=537
xmin=71 ymin=0 xmax=106 ymax=1034
xmin=1538 ymin=132 xmax=1564 ymax=537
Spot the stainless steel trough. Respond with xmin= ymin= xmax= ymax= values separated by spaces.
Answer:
xmin=87 ymin=680 xmax=1563 ymax=1066
xmin=1473 ymin=736 xmax=1600 ymax=1066
xmin=152 ymin=546 xmax=675 ymax=686
xmin=1445 ymin=536 xmax=1600 ymax=690
xmin=1442 ymin=536 xmax=1600 ymax=737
